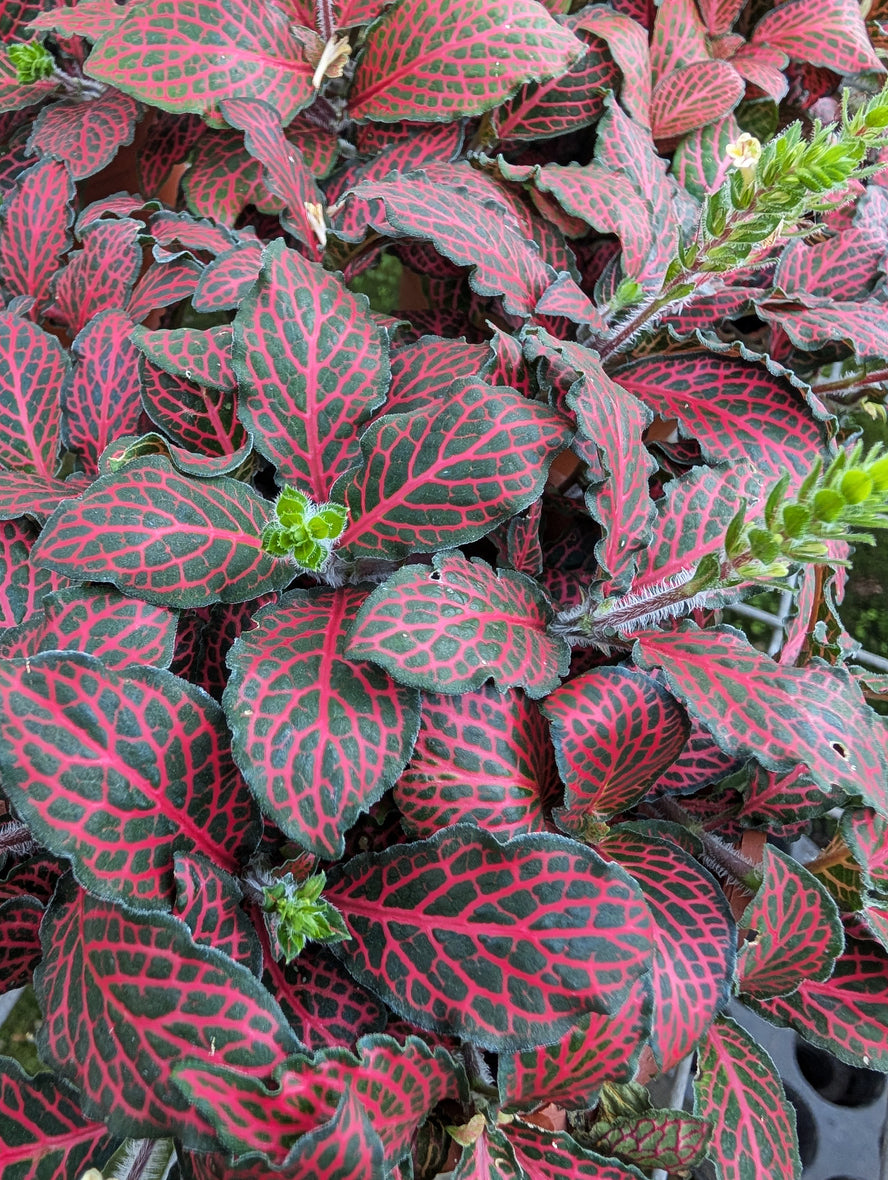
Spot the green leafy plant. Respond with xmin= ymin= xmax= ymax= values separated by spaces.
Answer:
xmin=1 ymin=0 xmax=888 ymax=1177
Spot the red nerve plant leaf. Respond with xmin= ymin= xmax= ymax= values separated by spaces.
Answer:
xmin=737 ymin=844 xmax=843 ymax=998
xmin=634 ymin=624 xmax=888 ymax=806
xmin=0 ymin=651 xmax=260 ymax=910
xmin=395 ymin=683 xmax=555 ymax=840
xmin=0 ymin=310 xmax=67 ymax=479
xmin=32 ymin=456 xmax=295 ymax=609
xmin=348 ymin=0 xmax=584 ymax=123
xmin=694 ymin=1015 xmax=801 ymax=1180
xmin=346 ymin=551 xmax=570 ymax=699
xmin=0 ymin=1057 xmax=116 ymax=1180
xmin=175 ymin=1034 xmax=461 ymax=1168
xmin=84 ymin=0 xmax=315 ymax=125
xmin=35 ymin=875 xmax=301 ymax=1150
xmin=223 ymin=587 xmax=420 ymax=859
xmin=600 ymin=829 xmax=735 ymax=1071
xmin=325 ymin=825 xmax=654 ymax=1051
xmin=542 ymin=665 xmax=690 ymax=824
xmin=233 ymin=240 xmax=389 ymax=499
xmin=336 ymin=378 xmax=570 ymax=561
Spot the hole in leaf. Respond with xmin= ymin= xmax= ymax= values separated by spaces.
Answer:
xmin=782 ymin=1083 xmax=817 ymax=1169
xmin=832 ymin=742 xmax=849 ymax=759
xmin=795 ymin=1040 xmax=885 ymax=1107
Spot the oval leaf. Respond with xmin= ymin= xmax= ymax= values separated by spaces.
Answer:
xmin=326 ymin=825 xmax=654 ymax=1050
xmin=35 ymin=876 xmax=301 ymax=1150
xmin=224 ymin=588 xmax=420 ymax=859
xmin=346 ymin=552 xmax=570 ymax=699
xmin=349 ymin=0 xmax=583 ymax=123
xmin=33 ymin=456 xmax=294 ymax=608
xmin=694 ymin=1015 xmax=801 ymax=1180
xmin=0 ymin=651 xmax=260 ymax=909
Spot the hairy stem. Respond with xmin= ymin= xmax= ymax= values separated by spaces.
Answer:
xmin=645 ymin=797 xmax=762 ymax=892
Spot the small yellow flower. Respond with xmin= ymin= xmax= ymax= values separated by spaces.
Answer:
xmin=725 ymin=133 xmax=762 ymax=173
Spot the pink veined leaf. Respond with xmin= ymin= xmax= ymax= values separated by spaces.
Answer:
xmin=502 ymin=158 xmax=655 ymax=286
xmin=0 ymin=470 xmax=90 ymax=524
xmin=747 ymin=919 xmax=888 ymax=1071
xmin=233 ymin=239 xmax=389 ymax=500
xmin=173 ymin=851 xmax=262 ymax=973
xmin=842 ymin=808 xmax=888 ymax=898
xmin=757 ymin=298 xmax=888 ymax=362
xmin=348 ymin=0 xmax=584 ymax=123
xmin=223 ymin=587 xmax=420 ymax=859
xmin=132 ymin=324 xmax=235 ymax=391
xmin=25 ymin=90 xmax=140 ymax=180
xmin=139 ymin=361 xmax=248 ymax=458
xmin=75 ymin=193 xmax=155 ymax=235
xmin=737 ymin=764 xmax=833 ymax=836
xmin=0 ymin=1058 xmax=117 ymax=1180
xmin=0 ymin=157 xmax=74 ymax=312
xmin=671 ymin=114 xmax=738 ymax=199
xmin=324 ymin=825 xmax=654 ymax=1050
xmin=489 ymin=18 xmax=620 ymax=143
xmin=574 ymin=6 xmax=651 ymax=126
xmin=776 ymin=193 xmax=888 ymax=300
xmin=346 ymin=552 xmax=570 ymax=699
xmin=127 ymin=256 xmax=206 ymax=323
xmin=505 ymin=1121 xmax=648 ymax=1180
xmin=29 ymin=0 xmax=132 ymax=38
xmin=344 ymin=172 xmax=557 ymax=318
xmin=0 ymin=893 xmax=44 ymax=993
xmin=614 ymin=351 xmax=830 ymax=488
xmin=0 ymin=518 xmax=65 ymax=628
xmin=751 ymin=0 xmax=884 ymax=73
xmin=649 ymin=0 xmax=710 ymax=84
xmin=650 ymin=60 xmax=744 ymax=140
xmin=629 ymin=463 xmax=763 ymax=596
xmin=0 ymin=310 xmax=66 ymax=479
xmin=62 ymin=309 xmax=143 ymax=475
xmin=595 ymin=97 xmax=681 ymax=284
xmin=219 ymin=98 xmax=324 ymax=255
xmin=326 ymin=122 xmax=463 ymax=244
xmin=415 ymin=160 xmax=580 ymax=279
xmin=84 ymin=0 xmax=316 ymax=124
xmin=192 ymin=242 xmax=263 ymax=312
xmin=542 ymin=666 xmax=690 ymax=825
xmin=526 ymin=330 xmax=656 ymax=590
xmin=184 ymin=130 xmax=275 ymax=224
xmin=696 ymin=0 xmax=746 ymax=36
xmin=0 ymin=650 xmax=261 ymax=908
xmin=395 ymin=684 xmax=556 ymax=840
xmin=583 ymin=1109 xmax=712 ymax=1174
xmin=137 ymin=110 xmax=207 ymax=196
xmin=35 ymin=875 xmax=301 ymax=1150
xmin=0 ymin=584 xmax=178 ymax=669
xmin=336 ymin=377 xmax=571 ymax=562
xmin=736 ymin=845 xmax=843 ymax=998
xmin=694 ymin=1016 xmax=801 ymax=1180
xmin=47 ymin=217 xmax=143 ymax=336
xmin=535 ymin=273 xmax=607 ymax=331
xmin=261 ymin=943 xmax=387 ymax=1051
xmin=647 ymin=714 xmax=741 ymax=795
xmin=174 ymin=1034 xmax=464 ymax=1167
xmin=634 ymin=624 xmax=888 ymax=804
xmin=498 ymin=974 xmax=652 ymax=1111
xmin=32 ymin=456 xmax=295 ymax=608
xmin=729 ymin=42 xmax=789 ymax=100
xmin=600 ymin=828 xmax=735 ymax=1070
xmin=150 ymin=208 xmax=240 ymax=259
xmin=379 ymin=336 xmax=489 ymax=416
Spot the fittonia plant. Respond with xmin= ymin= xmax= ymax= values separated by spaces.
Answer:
xmin=1 ymin=0 xmax=888 ymax=1177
